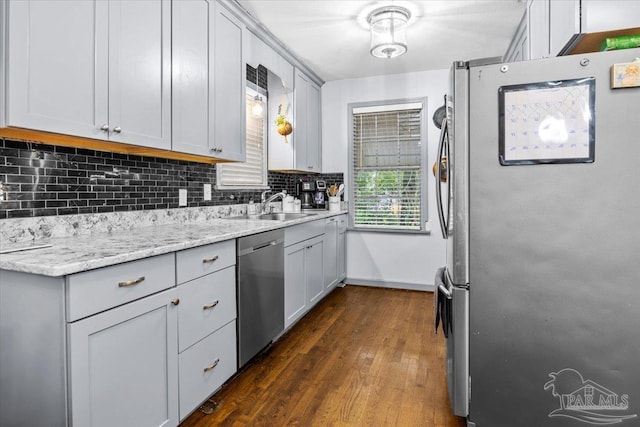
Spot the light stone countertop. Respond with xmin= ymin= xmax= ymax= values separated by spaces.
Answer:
xmin=0 ymin=209 xmax=347 ymax=277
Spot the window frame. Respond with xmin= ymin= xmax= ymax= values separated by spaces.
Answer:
xmin=216 ymin=86 xmax=269 ymax=190
xmin=347 ymin=97 xmax=429 ymax=234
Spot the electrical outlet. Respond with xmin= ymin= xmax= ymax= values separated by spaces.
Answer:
xmin=203 ymin=184 xmax=212 ymax=201
xmin=179 ymin=189 xmax=187 ymax=207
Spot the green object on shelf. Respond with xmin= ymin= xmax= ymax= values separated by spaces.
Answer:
xmin=600 ymin=34 xmax=640 ymax=51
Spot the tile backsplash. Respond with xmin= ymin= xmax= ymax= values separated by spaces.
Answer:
xmin=0 ymin=139 xmax=343 ymax=219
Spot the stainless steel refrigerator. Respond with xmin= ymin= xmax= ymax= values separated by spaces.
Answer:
xmin=435 ymin=48 xmax=640 ymax=427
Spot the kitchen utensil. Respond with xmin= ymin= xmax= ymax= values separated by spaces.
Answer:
xmin=337 ymin=183 xmax=344 ymax=197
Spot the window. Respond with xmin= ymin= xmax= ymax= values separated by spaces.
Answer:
xmin=217 ymin=88 xmax=268 ymax=189
xmin=349 ymin=99 xmax=428 ymax=231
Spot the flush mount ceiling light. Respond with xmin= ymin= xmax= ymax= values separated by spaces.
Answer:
xmin=368 ymin=5 xmax=411 ymax=59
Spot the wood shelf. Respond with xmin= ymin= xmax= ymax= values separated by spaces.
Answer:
xmin=564 ymin=27 xmax=640 ymax=55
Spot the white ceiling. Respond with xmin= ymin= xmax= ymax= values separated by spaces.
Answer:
xmin=237 ymin=0 xmax=526 ymax=82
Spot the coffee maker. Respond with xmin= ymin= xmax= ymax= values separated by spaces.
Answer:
xmin=314 ymin=180 xmax=326 ymax=209
xmin=297 ymin=179 xmax=315 ymax=209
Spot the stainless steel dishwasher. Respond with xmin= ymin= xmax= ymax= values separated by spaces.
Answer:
xmin=237 ymin=229 xmax=284 ymax=367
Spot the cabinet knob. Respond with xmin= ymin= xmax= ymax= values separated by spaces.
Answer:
xmin=100 ymin=124 xmax=109 ymax=131
xmin=113 ymin=126 xmax=122 ymax=133
xmin=171 ymin=298 xmax=180 ymax=306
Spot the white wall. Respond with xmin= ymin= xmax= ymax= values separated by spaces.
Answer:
xmin=322 ymin=69 xmax=449 ymax=290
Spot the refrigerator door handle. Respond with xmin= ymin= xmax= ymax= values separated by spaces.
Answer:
xmin=435 ymin=118 xmax=449 ymax=239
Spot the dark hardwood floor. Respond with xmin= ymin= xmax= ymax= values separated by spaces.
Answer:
xmin=180 ymin=285 xmax=466 ymax=427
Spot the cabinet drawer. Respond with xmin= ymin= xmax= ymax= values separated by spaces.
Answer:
xmin=176 ymin=240 xmax=236 ymax=284
xmin=177 ymin=266 xmax=236 ymax=352
xmin=66 ymin=253 xmax=175 ymax=322
xmin=178 ymin=320 xmax=237 ymax=421
xmin=284 ymin=219 xmax=324 ymax=246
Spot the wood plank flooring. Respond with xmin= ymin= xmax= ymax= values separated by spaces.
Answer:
xmin=180 ymin=285 xmax=466 ymax=427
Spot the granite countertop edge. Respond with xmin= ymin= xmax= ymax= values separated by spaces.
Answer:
xmin=0 ymin=210 xmax=348 ymax=277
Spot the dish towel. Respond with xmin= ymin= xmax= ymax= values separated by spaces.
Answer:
xmin=434 ymin=267 xmax=452 ymax=338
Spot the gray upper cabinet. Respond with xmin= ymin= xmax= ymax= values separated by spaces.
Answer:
xmin=172 ymin=0 xmax=246 ymax=161
xmin=5 ymin=0 xmax=107 ymax=139
xmin=5 ymin=0 xmax=171 ymax=149
xmin=293 ymin=69 xmax=322 ymax=172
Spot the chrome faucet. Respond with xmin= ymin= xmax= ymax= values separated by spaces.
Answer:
xmin=261 ymin=190 xmax=287 ymax=213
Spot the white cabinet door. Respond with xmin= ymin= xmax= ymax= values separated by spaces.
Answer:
xmin=171 ymin=0 xmax=246 ymax=160
xmin=171 ymin=0 xmax=212 ymax=156
xmin=6 ymin=0 xmax=170 ymax=149
xmin=293 ymin=69 xmax=322 ymax=172
xmin=294 ymin=70 xmax=309 ymax=171
xmin=527 ymin=0 xmax=550 ymax=60
xmin=285 ymin=241 xmax=307 ymax=328
xmin=549 ymin=0 xmax=580 ymax=56
xmin=212 ymin=1 xmax=246 ymax=161
xmin=108 ymin=0 xmax=171 ymax=149
xmin=307 ymin=81 xmax=322 ymax=172
xmin=338 ymin=215 xmax=347 ymax=281
xmin=324 ymin=217 xmax=338 ymax=291
xmin=68 ymin=288 xmax=178 ymax=427
xmin=306 ymin=235 xmax=324 ymax=306
xmin=6 ymin=0 xmax=109 ymax=139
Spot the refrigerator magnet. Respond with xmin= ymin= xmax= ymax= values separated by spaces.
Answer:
xmin=611 ymin=60 xmax=640 ymax=88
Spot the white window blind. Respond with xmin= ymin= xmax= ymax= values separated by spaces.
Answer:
xmin=351 ymin=103 xmax=425 ymax=230
xmin=217 ymin=89 xmax=267 ymax=188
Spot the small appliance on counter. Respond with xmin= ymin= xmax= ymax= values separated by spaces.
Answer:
xmin=296 ymin=178 xmax=316 ymax=209
xmin=314 ymin=180 xmax=326 ymax=209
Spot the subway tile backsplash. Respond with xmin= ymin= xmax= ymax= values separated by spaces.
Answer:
xmin=0 ymin=139 xmax=343 ymax=219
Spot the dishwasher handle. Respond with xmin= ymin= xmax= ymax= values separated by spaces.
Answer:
xmin=238 ymin=238 xmax=284 ymax=257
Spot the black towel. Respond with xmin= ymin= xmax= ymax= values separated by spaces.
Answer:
xmin=434 ymin=267 xmax=452 ymax=338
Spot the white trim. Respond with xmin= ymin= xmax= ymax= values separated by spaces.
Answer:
xmin=352 ymin=102 xmax=423 ymax=114
xmin=344 ymin=278 xmax=433 ymax=292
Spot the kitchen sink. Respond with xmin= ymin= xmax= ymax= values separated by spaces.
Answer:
xmin=225 ymin=212 xmax=317 ymax=221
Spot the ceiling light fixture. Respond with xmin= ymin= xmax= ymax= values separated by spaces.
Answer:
xmin=368 ymin=5 xmax=411 ymax=59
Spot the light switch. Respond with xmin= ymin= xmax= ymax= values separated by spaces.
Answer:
xmin=179 ymin=189 xmax=187 ymax=207
xmin=203 ymin=184 xmax=212 ymax=201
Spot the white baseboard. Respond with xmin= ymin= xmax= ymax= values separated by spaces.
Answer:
xmin=344 ymin=278 xmax=434 ymax=292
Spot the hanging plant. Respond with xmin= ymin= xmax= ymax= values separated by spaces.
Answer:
xmin=275 ymin=104 xmax=292 ymax=143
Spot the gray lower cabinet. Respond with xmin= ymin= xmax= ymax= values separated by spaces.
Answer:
xmin=0 ymin=253 xmax=179 ymax=427
xmin=175 ymin=240 xmax=238 ymax=421
xmin=337 ymin=215 xmax=347 ymax=282
xmin=323 ymin=217 xmax=338 ymax=291
xmin=284 ymin=233 xmax=324 ymax=329
xmin=67 ymin=288 xmax=179 ymax=427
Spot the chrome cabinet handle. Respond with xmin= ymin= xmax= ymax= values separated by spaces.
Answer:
xmin=113 ymin=126 xmax=122 ymax=133
xmin=100 ymin=124 xmax=109 ymax=131
xmin=203 ymin=358 xmax=220 ymax=372
xmin=202 ymin=255 xmax=219 ymax=263
xmin=118 ymin=276 xmax=145 ymax=287
xmin=203 ymin=300 xmax=219 ymax=310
